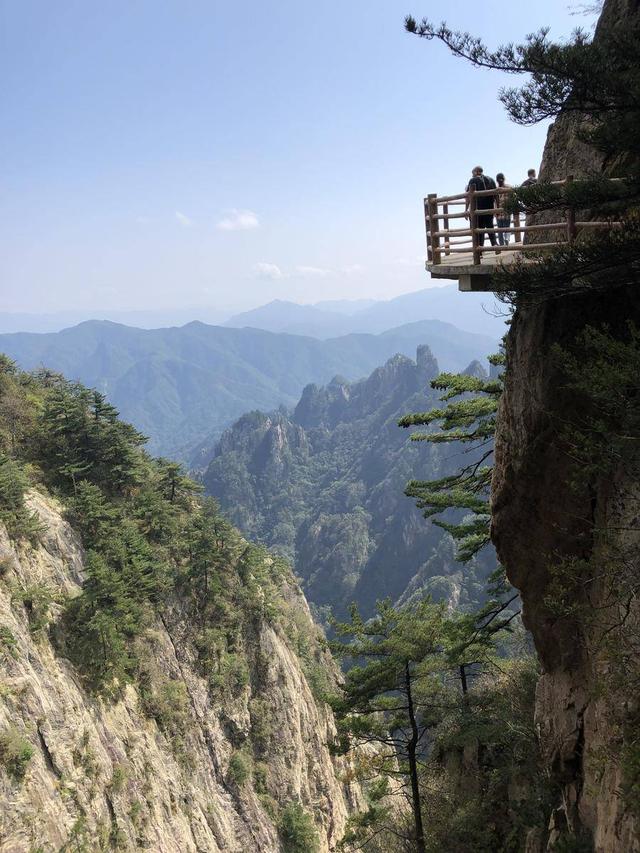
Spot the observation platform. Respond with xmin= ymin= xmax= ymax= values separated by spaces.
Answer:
xmin=424 ymin=176 xmax=618 ymax=292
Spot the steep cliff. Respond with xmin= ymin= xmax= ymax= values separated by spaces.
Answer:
xmin=491 ymin=1 xmax=640 ymax=849
xmin=0 ymin=489 xmax=360 ymax=852
xmin=0 ymin=358 xmax=363 ymax=852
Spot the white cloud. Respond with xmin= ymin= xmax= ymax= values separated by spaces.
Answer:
xmin=295 ymin=265 xmax=331 ymax=277
xmin=217 ymin=209 xmax=260 ymax=231
xmin=175 ymin=210 xmax=193 ymax=227
xmin=253 ymin=262 xmax=284 ymax=280
xmin=341 ymin=263 xmax=365 ymax=275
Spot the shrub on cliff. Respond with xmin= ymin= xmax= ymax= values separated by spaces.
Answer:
xmin=0 ymin=726 xmax=33 ymax=782
xmin=0 ymin=456 xmax=41 ymax=544
xmin=279 ymin=802 xmax=319 ymax=853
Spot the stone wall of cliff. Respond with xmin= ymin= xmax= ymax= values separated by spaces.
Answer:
xmin=0 ymin=490 xmax=361 ymax=852
xmin=491 ymin=1 xmax=640 ymax=849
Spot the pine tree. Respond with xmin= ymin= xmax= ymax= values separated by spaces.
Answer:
xmin=157 ymin=458 xmax=202 ymax=506
xmin=0 ymin=456 xmax=41 ymax=543
xmin=64 ymin=550 xmax=141 ymax=691
xmin=399 ymin=356 xmax=503 ymax=562
xmin=330 ymin=599 xmax=448 ymax=853
xmin=38 ymin=382 xmax=146 ymax=495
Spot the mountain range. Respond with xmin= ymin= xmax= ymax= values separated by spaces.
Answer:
xmin=203 ymin=346 xmax=495 ymax=620
xmin=0 ymin=285 xmax=506 ymax=338
xmin=0 ymin=318 xmax=496 ymax=460
xmin=226 ymin=284 xmax=506 ymax=339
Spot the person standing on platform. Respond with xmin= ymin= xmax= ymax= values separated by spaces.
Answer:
xmin=465 ymin=166 xmax=498 ymax=249
xmin=495 ymin=173 xmax=512 ymax=246
xmin=521 ymin=168 xmax=538 ymax=186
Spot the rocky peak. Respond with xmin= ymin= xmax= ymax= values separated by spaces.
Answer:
xmin=461 ymin=359 xmax=488 ymax=379
xmin=293 ymin=348 xmax=439 ymax=431
xmin=416 ymin=344 xmax=439 ymax=380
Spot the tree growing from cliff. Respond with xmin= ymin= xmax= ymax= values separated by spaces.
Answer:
xmin=330 ymin=599 xmax=510 ymax=852
xmin=404 ymin=12 xmax=640 ymax=159
xmin=330 ymin=599 xmax=446 ymax=853
xmin=399 ymin=355 xmax=520 ymax=635
xmin=399 ymin=358 xmax=503 ymax=562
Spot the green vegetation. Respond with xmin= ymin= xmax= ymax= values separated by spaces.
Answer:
xmin=138 ymin=671 xmax=190 ymax=759
xmin=330 ymin=597 xmax=527 ymax=852
xmin=0 ymin=455 xmax=41 ymax=544
xmin=109 ymin=763 xmax=128 ymax=794
xmin=419 ymin=659 xmax=550 ymax=852
xmin=327 ymin=352 xmax=540 ymax=851
xmin=227 ymin=749 xmax=252 ymax=787
xmin=0 ymin=624 xmax=17 ymax=658
xmin=15 ymin=583 xmax=56 ymax=635
xmin=279 ymin=802 xmax=319 ymax=853
xmin=0 ymin=726 xmax=34 ymax=781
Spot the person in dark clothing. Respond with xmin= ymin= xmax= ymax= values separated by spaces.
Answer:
xmin=465 ymin=166 xmax=498 ymax=248
xmin=520 ymin=169 xmax=538 ymax=226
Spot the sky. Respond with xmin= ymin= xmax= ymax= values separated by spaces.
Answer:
xmin=0 ymin=0 xmax=599 ymax=319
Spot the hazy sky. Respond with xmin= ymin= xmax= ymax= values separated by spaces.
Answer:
xmin=1 ymin=1 xmax=598 ymax=316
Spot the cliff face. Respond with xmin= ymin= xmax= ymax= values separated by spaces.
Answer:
xmin=491 ymin=2 xmax=640 ymax=848
xmin=0 ymin=491 xmax=360 ymax=852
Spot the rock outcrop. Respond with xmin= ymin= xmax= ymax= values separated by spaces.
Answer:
xmin=491 ymin=1 xmax=640 ymax=848
xmin=0 ymin=491 xmax=360 ymax=852
xmin=205 ymin=348 xmax=496 ymax=620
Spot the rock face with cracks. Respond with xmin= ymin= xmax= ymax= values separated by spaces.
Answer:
xmin=0 ymin=491 xmax=361 ymax=852
xmin=491 ymin=1 xmax=640 ymax=848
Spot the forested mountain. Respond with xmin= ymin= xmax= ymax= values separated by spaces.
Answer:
xmin=226 ymin=284 xmax=504 ymax=338
xmin=0 ymin=355 xmax=361 ymax=851
xmin=0 ymin=319 xmax=495 ymax=459
xmin=204 ymin=345 xmax=494 ymax=620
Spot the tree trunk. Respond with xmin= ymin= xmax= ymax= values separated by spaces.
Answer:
xmin=459 ymin=663 xmax=468 ymax=695
xmin=405 ymin=662 xmax=426 ymax=853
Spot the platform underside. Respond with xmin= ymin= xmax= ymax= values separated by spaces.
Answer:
xmin=426 ymin=245 xmax=529 ymax=291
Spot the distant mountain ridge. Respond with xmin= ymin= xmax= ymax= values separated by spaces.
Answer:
xmin=226 ymin=285 xmax=506 ymax=339
xmin=0 ymin=318 xmax=496 ymax=460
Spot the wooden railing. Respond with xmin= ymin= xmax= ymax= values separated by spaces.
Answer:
xmin=425 ymin=176 xmax=619 ymax=266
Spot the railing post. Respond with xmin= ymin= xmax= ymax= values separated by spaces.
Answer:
xmin=443 ymin=202 xmax=450 ymax=256
xmin=469 ymin=188 xmax=481 ymax=265
xmin=514 ymin=208 xmax=522 ymax=244
xmin=427 ymin=194 xmax=441 ymax=265
xmin=424 ymin=198 xmax=432 ymax=262
xmin=566 ymin=174 xmax=576 ymax=243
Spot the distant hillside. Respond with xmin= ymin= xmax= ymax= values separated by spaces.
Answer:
xmin=0 ymin=319 xmax=496 ymax=459
xmin=226 ymin=284 xmax=506 ymax=338
xmin=204 ymin=347 xmax=495 ymax=620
